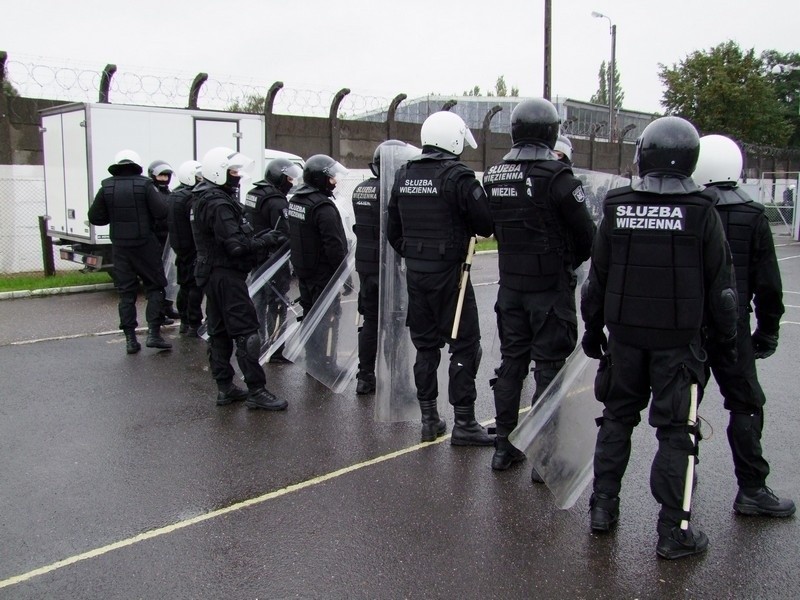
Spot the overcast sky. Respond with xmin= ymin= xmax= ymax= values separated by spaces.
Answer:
xmin=2 ymin=0 xmax=798 ymax=114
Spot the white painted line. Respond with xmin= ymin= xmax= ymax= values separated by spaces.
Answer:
xmin=777 ymin=255 xmax=800 ymax=262
xmin=0 ymin=411 xmax=507 ymax=590
xmin=779 ymin=320 xmax=800 ymax=326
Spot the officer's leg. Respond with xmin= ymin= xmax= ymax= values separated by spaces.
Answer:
xmin=649 ymin=346 xmax=709 ymax=558
xmin=530 ymin=283 xmax=578 ymax=404
xmin=252 ymin=285 xmax=269 ymax=343
xmin=112 ymin=247 xmax=142 ymax=353
xmin=357 ymin=273 xmax=379 ymax=395
xmin=590 ymin=338 xmax=648 ymax=532
xmin=448 ymin=281 xmax=492 ymax=446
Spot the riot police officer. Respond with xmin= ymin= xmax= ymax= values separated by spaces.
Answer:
xmin=352 ymin=140 xmax=407 ymax=395
xmin=581 ymin=117 xmax=738 ymax=559
xmin=553 ymin=133 xmax=573 ymax=166
xmin=484 ymin=99 xmax=595 ymax=472
xmin=148 ymin=159 xmax=181 ymax=321
xmin=387 ymin=111 xmax=494 ymax=446
xmin=244 ymin=159 xmax=301 ymax=361
xmin=191 ymin=147 xmax=287 ymax=410
xmin=693 ymin=134 xmax=795 ymax=518
xmin=167 ymin=160 xmax=204 ymax=337
xmin=287 ymin=154 xmax=349 ymax=315
xmin=88 ymin=150 xmax=172 ymax=353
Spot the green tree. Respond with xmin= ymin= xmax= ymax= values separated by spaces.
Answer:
xmin=659 ymin=41 xmax=792 ymax=146
xmin=495 ymin=75 xmax=508 ymax=97
xmin=762 ymin=49 xmax=800 ymax=147
xmin=227 ymin=94 xmax=266 ymax=113
xmin=460 ymin=76 xmax=519 ymax=98
xmin=590 ymin=61 xmax=624 ymax=108
xmin=462 ymin=85 xmax=482 ymax=97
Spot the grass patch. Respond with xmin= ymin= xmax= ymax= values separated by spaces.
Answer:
xmin=475 ymin=238 xmax=497 ymax=252
xmin=0 ymin=271 xmax=112 ymax=292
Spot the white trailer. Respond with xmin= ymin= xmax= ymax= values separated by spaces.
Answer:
xmin=40 ymin=102 xmax=265 ymax=269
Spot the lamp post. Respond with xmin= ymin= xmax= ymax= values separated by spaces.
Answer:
xmin=592 ymin=11 xmax=616 ymax=141
xmin=772 ymin=64 xmax=800 ymax=115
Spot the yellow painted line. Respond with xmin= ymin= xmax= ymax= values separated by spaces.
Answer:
xmin=0 ymin=413 xmax=504 ymax=590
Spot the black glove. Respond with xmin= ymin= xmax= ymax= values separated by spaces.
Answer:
xmin=581 ymin=329 xmax=607 ymax=360
xmin=752 ymin=329 xmax=778 ymax=360
xmin=254 ymin=229 xmax=284 ymax=250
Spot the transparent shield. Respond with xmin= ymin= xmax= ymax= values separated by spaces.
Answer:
xmin=508 ymin=348 xmax=601 ymax=509
xmin=162 ymin=237 xmax=178 ymax=302
xmin=573 ymin=168 xmax=630 ymax=224
xmin=282 ymin=243 xmax=360 ymax=393
xmin=374 ymin=143 xmax=453 ymax=422
xmin=249 ymin=243 xmax=303 ymax=364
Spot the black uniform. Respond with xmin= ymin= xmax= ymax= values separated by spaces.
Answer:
xmin=191 ymin=181 xmax=272 ymax=394
xmin=581 ymin=176 xmax=738 ymax=535
xmin=288 ymin=184 xmax=348 ymax=314
xmin=88 ymin=168 xmax=168 ymax=333
xmin=704 ymin=184 xmax=783 ymax=489
xmin=352 ymin=177 xmax=381 ymax=385
xmin=387 ymin=148 xmax=493 ymax=443
xmin=167 ymin=183 xmax=203 ymax=330
xmin=243 ymin=181 xmax=291 ymax=343
xmin=484 ymin=154 xmax=596 ymax=440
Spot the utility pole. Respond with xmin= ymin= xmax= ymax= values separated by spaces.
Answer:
xmin=544 ymin=0 xmax=551 ymax=100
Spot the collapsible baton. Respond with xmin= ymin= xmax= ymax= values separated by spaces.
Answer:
xmin=451 ymin=236 xmax=477 ymax=339
xmin=680 ymin=383 xmax=699 ymax=531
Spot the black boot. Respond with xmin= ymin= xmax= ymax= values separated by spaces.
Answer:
xmin=451 ymin=405 xmax=494 ymax=446
xmin=356 ymin=372 xmax=376 ymax=395
xmin=656 ymin=522 xmax=708 ymax=560
xmin=245 ymin=388 xmax=288 ymax=411
xmin=491 ymin=435 xmax=526 ymax=470
xmin=164 ymin=300 xmax=180 ymax=320
xmin=146 ymin=325 xmax=172 ymax=350
xmin=420 ymin=400 xmax=446 ymax=442
xmin=123 ymin=329 xmax=141 ymax=354
xmin=185 ymin=325 xmax=200 ymax=338
xmin=734 ymin=486 xmax=796 ymax=517
xmin=589 ymin=492 xmax=620 ymax=532
xmin=216 ymin=383 xmax=249 ymax=406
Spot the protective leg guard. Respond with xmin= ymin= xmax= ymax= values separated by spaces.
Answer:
xmin=589 ymin=493 xmax=620 ymax=532
xmin=419 ymin=399 xmax=446 ymax=442
xmin=146 ymin=325 xmax=172 ymax=350
xmin=491 ymin=435 xmax=526 ymax=471
xmin=123 ymin=329 xmax=141 ymax=354
xmin=451 ymin=405 xmax=493 ymax=446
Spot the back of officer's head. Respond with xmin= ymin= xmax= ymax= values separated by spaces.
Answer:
xmin=635 ymin=116 xmax=700 ymax=178
xmin=370 ymin=140 xmax=407 ymax=177
xmin=510 ymin=98 xmax=560 ymax=149
xmin=108 ymin=149 xmax=143 ymax=176
xmin=692 ymin=134 xmax=743 ymax=187
xmin=420 ymin=111 xmax=477 ymax=156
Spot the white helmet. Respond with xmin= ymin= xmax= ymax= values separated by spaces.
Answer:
xmin=177 ymin=160 xmax=203 ymax=186
xmin=693 ymin=134 xmax=743 ymax=186
xmin=201 ymin=147 xmax=253 ymax=185
xmin=420 ymin=111 xmax=477 ymax=156
xmin=554 ymin=134 xmax=573 ymax=161
xmin=113 ymin=149 xmax=142 ymax=168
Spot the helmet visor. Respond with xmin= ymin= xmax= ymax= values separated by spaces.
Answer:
xmin=283 ymin=164 xmax=303 ymax=182
xmin=464 ymin=127 xmax=477 ymax=150
xmin=323 ymin=160 xmax=349 ymax=183
xmin=227 ymin=152 xmax=254 ymax=177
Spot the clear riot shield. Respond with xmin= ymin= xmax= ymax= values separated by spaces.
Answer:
xmin=509 ymin=348 xmax=600 ymax=509
xmin=249 ymin=242 xmax=303 ymax=364
xmin=573 ymin=168 xmax=630 ymax=224
xmin=374 ymin=143 xmax=454 ymax=423
xmin=162 ymin=238 xmax=178 ymax=303
xmin=281 ymin=243 xmax=360 ymax=393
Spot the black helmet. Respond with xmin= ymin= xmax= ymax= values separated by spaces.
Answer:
xmin=510 ymin=98 xmax=560 ymax=149
xmin=265 ymin=158 xmax=303 ymax=195
xmin=302 ymin=154 xmax=348 ymax=195
xmin=634 ymin=116 xmax=700 ymax=177
xmin=369 ymin=140 xmax=407 ymax=177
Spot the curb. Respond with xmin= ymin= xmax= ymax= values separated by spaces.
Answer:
xmin=0 ymin=282 xmax=115 ymax=301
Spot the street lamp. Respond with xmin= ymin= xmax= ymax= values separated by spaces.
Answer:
xmin=771 ymin=64 xmax=800 ymax=115
xmin=592 ymin=11 xmax=617 ymax=141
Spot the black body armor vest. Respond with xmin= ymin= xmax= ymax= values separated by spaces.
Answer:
xmin=288 ymin=189 xmax=337 ymax=278
xmin=100 ymin=175 xmax=155 ymax=246
xmin=167 ymin=184 xmax=196 ymax=252
xmin=191 ymin=185 xmax=253 ymax=273
xmin=352 ymin=177 xmax=381 ymax=275
xmin=243 ymin=182 xmax=283 ymax=234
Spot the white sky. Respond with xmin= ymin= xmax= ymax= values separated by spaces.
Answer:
xmin=2 ymin=0 xmax=798 ymax=114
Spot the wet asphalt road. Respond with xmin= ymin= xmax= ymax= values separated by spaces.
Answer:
xmin=1 ymin=246 xmax=800 ymax=599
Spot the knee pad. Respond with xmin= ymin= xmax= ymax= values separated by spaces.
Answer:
xmin=235 ymin=333 xmax=261 ymax=362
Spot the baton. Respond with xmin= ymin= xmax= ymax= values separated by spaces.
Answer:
xmin=451 ymin=236 xmax=477 ymax=339
xmin=680 ymin=383 xmax=699 ymax=531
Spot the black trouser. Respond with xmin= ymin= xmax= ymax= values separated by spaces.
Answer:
xmin=112 ymin=239 xmax=168 ymax=330
xmin=357 ymin=272 xmax=379 ymax=376
xmin=298 ymin=270 xmax=335 ymax=315
xmin=492 ymin=270 xmax=578 ymax=437
xmin=204 ymin=267 xmax=265 ymax=390
xmin=707 ymin=317 xmax=770 ymax=489
xmin=175 ymin=250 xmax=203 ymax=327
xmin=253 ymin=262 xmax=291 ymax=343
xmin=593 ymin=336 xmax=706 ymax=528
xmin=406 ymin=266 xmax=481 ymax=408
